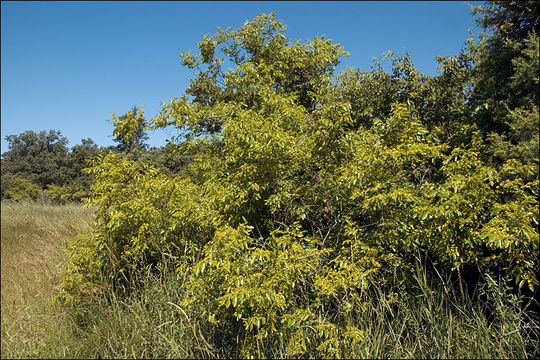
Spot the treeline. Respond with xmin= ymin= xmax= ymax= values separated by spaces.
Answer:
xmin=0 ymin=114 xmax=187 ymax=203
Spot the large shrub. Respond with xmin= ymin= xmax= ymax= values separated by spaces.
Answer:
xmin=59 ymin=11 xmax=538 ymax=357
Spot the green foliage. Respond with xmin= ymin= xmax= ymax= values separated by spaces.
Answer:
xmin=485 ymin=33 xmax=540 ymax=170
xmin=137 ymin=143 xmax=190 ymax=176
xmin=110 ymin=105 xmax=149 ymax=153
xmin=1 ymin=130 xmax=69 ymax=189
xmin=471 ymin=1 xmax=538 ymax=44
xmin=1 ymin=132 xmax=103 ymax=202
xmin=56 ymin=151 xmax=216 ymax=305
xmin=469 ymin=1 xmax=539 ymax=171
xmin=1 ymin=174 xmax=42 ymax=200
xmin=45 ymin=182 xmax=86 ymax=204
xmin=59 ymin=8 xmax=539 ymax=358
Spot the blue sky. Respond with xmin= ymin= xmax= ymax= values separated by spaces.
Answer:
xmin=1 ymin=1 xmax=483 ymax=152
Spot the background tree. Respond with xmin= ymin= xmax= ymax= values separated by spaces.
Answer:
xmin=46 ymin=138 xmax=101 ymax=203
xmin=1 ymin=131 xmax=103 ymax=202
xmin=1 ymin=130 xmax=69 ymax=194
xmin=469 ymin=1 xmax=539 ymax=170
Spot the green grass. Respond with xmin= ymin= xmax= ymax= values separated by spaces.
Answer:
xmin=1 ymin=201 xmax=538 ymax=358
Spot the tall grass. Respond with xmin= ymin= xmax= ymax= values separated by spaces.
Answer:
xmin=1 ymin=200 xmax=95 ymax=358
xmin=1 ymin=201 xmax=538 ymax=358
xmin=62 ymin=262 xmax=211 ymax=359
xmin=345 ymin=263 xmax=539 ymax=359
xmin=59 ymin=257 xmax=538 ymax=359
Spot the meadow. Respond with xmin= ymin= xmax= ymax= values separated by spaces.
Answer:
xmin=1 ymin=200 xmax=538 ymax=358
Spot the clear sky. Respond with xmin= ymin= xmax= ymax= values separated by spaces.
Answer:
xmin=1 ymin=1 xmax=484 ymax=152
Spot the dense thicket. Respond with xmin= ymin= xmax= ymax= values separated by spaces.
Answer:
xmin=4 ymin=1 xmax=537 ymax=357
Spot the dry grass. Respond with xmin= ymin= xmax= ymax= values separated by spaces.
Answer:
xmin=1 ymin=201 xmax=95 ymax=358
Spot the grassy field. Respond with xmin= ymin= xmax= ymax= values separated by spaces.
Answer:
xmin=1 ymin=201 xmax=538 ymax=358
xmin=1 ymin=201 xmax=95 ymax=358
